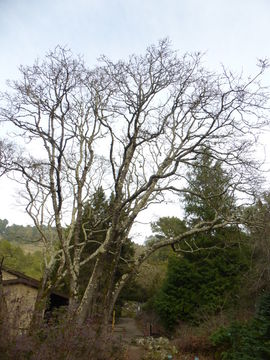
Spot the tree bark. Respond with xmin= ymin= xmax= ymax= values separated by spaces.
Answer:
xmin=29 ymin=272 xmax=51 ymax=332
xmin=76 ymin=243 xmax=121 ymax=327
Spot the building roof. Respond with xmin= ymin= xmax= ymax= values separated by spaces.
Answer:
xmin=2 ymin=267 xmax=68 ymax=300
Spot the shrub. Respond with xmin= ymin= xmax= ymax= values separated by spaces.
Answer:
xmin=175 ymin=333 xmax=213 ymax=355
xmin=0 ymin=310 xmax=124 ymax=360
xmin=210 ymin=292 xmax=270 ymax=359
xmin=153 ymin=245 xmax=249 ymax=330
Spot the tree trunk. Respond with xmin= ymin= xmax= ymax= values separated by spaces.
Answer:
xmin=68 ymin=275 xmax=80 ymax=313
xmin=76 ymin=246 xmax=121 ymax=328
xmin=29 ymin=267 xmax=54 ymax=332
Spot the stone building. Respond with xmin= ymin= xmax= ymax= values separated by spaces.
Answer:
xmin=1 ymin=267 xmax=68 ymax=334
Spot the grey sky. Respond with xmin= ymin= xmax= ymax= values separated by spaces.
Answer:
xmin=0 ymin=0 xmax=270 ymax=239
xmin=1 ymin=0 xmax=269 ymax=78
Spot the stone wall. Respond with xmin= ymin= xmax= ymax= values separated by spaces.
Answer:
xmin=3 ymin=282 xmax=37 ymax=334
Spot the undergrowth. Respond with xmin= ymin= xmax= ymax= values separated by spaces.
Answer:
xmin=0 ymin=309 xmax=124 ymax=360
xmin=210 ymin=292 xmax=270 ymax=359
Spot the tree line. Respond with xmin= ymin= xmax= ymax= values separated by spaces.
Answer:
xmin=0 ymin=219 xmax=54 ymax=244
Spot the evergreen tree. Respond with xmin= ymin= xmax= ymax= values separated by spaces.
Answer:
xmin=70 ymin=188 xmax=137 ymax=308
xmin=184 ymin=150 xmax=234 ymax=225
xmin=153 ymin=151 xmax=250 ymax=329
xmin=73 ymin=187 xmax=111 ymax=295
xmin=244 ymin=192 xmax=270 ymax=295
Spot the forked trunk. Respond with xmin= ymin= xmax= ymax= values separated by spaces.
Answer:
xmin=76 ymin=248 xmax=120 ymax=329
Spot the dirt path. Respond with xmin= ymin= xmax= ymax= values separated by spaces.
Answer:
xmin=113 ymin=317 xmax=144 ymax=343
xmin=113 ymin=317 xmax=145 ymax=359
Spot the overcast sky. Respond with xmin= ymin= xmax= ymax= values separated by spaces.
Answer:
xmin=0 ymin=0 xmax=270 ymax=241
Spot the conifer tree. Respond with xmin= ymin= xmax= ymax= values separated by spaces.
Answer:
xmin=153 ymin=151 xmax=250 ymax=328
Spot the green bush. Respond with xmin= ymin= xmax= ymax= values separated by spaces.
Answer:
xmin=153 ymin=242 xmax=249 ymax=329
xmin=211 ymin=292 xmax=270 ymax=359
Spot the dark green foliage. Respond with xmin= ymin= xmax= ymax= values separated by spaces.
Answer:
xmin=211 ymin=292 xmax=270 ymax=359
xmin=244 ymin=193 xmax=270 ymax=294
xmin=65 ymin=187 xmax=139 ymax=312
xmin=154 ymin=243 xmax=249 ymax=329
xmin=257 ymin=291 xmax=270 ymax=319
xmin=184 ymin=150 xmax=234 ymax=225
xmin=152 ymin=151 xmax=250 ymax=329
xmin=75 ymin=188 xmax=136 ymax=299
xmin=76 ymin=187 xmax=112 ymax=295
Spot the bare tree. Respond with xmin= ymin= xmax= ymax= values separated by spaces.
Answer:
xmin=0 ymin=40 xmax=268 ymax=328
xmin=0 ymin=47 xmax=107 ymax=324
xmin=0 ymin=138 xmax=18 ymax=176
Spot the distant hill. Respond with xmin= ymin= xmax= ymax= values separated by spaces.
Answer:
xmin=0 ymin=218 xmax=56 ymax=250
xmin=0 ymin=239 xmax=43 ymax=279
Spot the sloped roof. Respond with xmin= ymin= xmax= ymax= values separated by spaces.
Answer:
xmin=2 ymin=267 xmax=68 ymax=300
xmin=2 ymin=267 xmax=40 ymax=286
